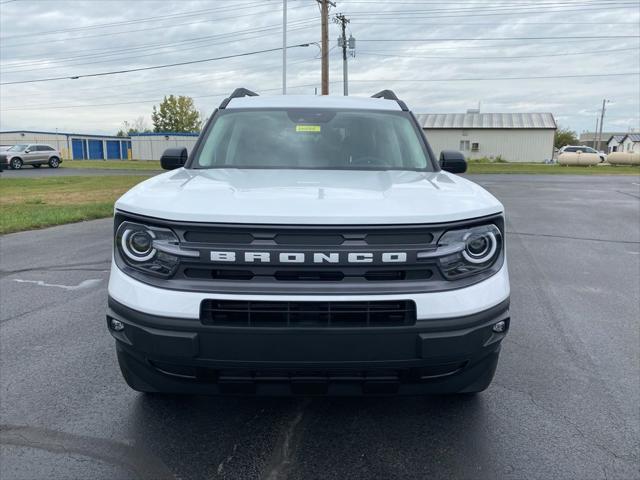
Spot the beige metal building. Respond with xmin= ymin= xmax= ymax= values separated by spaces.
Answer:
xmin=415 ymin=112 xmax=557 ymax=163
xmin=130 ymin=133 xmax=199 ymax=160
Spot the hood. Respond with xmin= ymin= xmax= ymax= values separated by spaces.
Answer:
xmin=115 ymin=168 xmax=503 ymax=225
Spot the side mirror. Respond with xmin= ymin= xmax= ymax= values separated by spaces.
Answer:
xmin=24 ymin=149 xmax=31 ymax=153
xmin=439 ymin=150 xmax=467 ymax=174
xmin=160 ymin=147 xmax=187 ymax=170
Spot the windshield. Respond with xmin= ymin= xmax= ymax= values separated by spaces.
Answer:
xmin=8 ymin=144 xmax=28 ymax=152
xmin=193 ymin=109 xmax=433 ymax=171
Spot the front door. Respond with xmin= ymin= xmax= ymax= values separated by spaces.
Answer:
xmin=23 ymin=145 xmax=43 ymax=165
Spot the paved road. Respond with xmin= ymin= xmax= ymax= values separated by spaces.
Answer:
xmin=1 ymin=175 xmax=639 ymax=480
xmin=0 ymin=167 xmax=160 ymax=177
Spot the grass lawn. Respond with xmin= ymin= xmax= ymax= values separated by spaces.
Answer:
xmin=466 ymin=162 xmax=640 ymax=175
xmin=0 ymin=176 xmax=147 ymax=234
xmin=59 ymin=160 xmax=640 ymax=175
xmin=63 ymin=159 xmax=161 ymax=170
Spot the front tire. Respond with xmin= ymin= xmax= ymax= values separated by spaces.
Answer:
xmin=10 ymin=158 xmax=23 ymax=170
xmin=48 ymin=157 xmax=60 ymax=168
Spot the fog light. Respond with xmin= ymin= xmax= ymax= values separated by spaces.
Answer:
xmin=110 ymin=319 xmax=125 ymax=331
xmin=492 ymin=320 xmax=507 ymax=333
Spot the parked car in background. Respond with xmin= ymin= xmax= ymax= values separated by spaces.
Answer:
xmin=0 ymin=144 xmax=63 ymax=169
xmin=558 ymin=145 xmax=606 ymax=162
xmin=0 ymin=146 xmax=11 ymax=172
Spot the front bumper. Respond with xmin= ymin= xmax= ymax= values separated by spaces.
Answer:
xmin=107 ymin=296 xmax=510 ymax=395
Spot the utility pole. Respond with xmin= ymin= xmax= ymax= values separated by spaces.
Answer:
xmin=318 ymin=0 xmax=335 ymax=95
xmin=335 ymin=13 xmax=350 ymax=96
xmin=282 ymin=0 xmax=287 ymax=95
xmin=597 ymin=99 xmax=610 ymax=152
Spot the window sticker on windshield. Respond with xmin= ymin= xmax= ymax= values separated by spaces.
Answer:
xmin=295 ymin=125 xmax=321 ymax=133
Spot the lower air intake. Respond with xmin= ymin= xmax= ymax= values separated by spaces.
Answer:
xmin=200 ymin=300 xmax=417 ymax=328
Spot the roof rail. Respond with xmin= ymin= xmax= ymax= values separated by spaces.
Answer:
xmin=371 ymin=89 xmax=408 ymax=111
xmin=219 ymin=87 xmax=259 ymax=109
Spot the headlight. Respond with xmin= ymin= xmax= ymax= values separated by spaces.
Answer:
xmin=115 ymin=221 xmax=182 ymax=277
xmin=432 ymin=224 xmax=502 ymax=279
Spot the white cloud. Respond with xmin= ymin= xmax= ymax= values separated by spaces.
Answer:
xmin=1 ymin=0 xmax=638 ymax=135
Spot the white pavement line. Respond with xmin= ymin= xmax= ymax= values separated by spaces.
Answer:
xmin=12 ymin=278 xmax=102 ymax=290
xmin=632 ymin=182 xmax=640 ymax=186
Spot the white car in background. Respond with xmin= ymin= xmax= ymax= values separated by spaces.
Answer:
xmin=558 ymin=145 xmax=607 ymax=162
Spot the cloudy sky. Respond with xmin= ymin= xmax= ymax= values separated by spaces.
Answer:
xmin=1 ymin=0 xmax=638 ymax=136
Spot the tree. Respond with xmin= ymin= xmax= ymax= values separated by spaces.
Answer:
xmin=151 ymin=95 xmax=202 ymax=133
xmin=117 ymin=116 xmax=150 ymax=137
xmin=554 ymin=126 xmax=578 ymax=149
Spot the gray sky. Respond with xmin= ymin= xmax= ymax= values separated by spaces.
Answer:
xmin=1 ymin=0 xmax=639 ymax=136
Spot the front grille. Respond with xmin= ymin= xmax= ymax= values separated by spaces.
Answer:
xmin=183 ymin=267 xmax=434 ymax=282
xmin=114 ymin=212 xmax=505 ymax=294
xmin=200 ymin=300 xmax=416 ymax=327
xmin=184 ymin=229 xmax=433 ymax=246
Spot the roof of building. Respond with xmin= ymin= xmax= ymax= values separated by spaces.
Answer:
xmin=621 ymin=133 xmax=640 ymax=143
xmin=226 ymin=95 xmax=402 ymax=111
xmin=607 ymin=134 xmax=626 ymax=143
xmin=415 ymin=112 xmax=556 ymax=129
xmin=0 ymin=130 xmax=128 ymax=139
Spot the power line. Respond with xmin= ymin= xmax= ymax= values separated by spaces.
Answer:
xmin=332 ymin=0 xmax=636 ymax=3
xmin=348 ymin=72 xmax=639 ymax=82
xmin=341 ymin=1 xmax=638 ymax=13
xmin=3 ymin=72 xmax=637 ymax=110
xmin=0 ymin=2 xmax=316 ymax=48
xmin=0 ymin=1 xmax=270 ymax=39
xmin=2 ymin=56 xmax=320 ymax=107
xmin=343 ymin=5 xmax=639 ymax=18
xmin=1 ymin=22 xmax=317 ymax=74
xmin=357 ymin=35 xmax=640 ymax=42
xmin=0 ymin=44 xmax=312 ymax=86
xmin=1 ymin=18 xmax=317 ymax=68
xmin=357 ymin=46 xmax=640 ymax=60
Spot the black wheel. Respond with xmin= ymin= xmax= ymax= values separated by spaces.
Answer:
xmin=32 ymin=163 xmax=41 ymax=168
xmin=48 ymin=157 xmax=60 ymax=168
xmin=10 ymin=158 xmax=23 ymax=170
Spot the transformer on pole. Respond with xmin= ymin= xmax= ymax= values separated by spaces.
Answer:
xmin=335 ymin=14 xmax=355 ymax=96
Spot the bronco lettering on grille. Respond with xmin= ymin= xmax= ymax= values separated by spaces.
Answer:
xmin=209 ymin=251 xmax=408 ymax=264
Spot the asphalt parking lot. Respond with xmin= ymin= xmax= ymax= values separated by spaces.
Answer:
xmin=1 ymin=174 xmax=639 ymax=480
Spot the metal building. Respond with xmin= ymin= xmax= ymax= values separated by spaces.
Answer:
xmin=619 ymin=133 xmax=640 ymax=153
xmin=415 ymin=112 xmax=557 ymax=163
xmin=607 ymin=135 xmax=626 ymax=153
xmin=0 ymin=130 xmax=132 ymax=160
xmin=130 ymin=133 xmax=199 ymax=160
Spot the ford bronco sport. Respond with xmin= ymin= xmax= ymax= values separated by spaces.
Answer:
xmin=107 ymin=89 xmax=510 ymax=395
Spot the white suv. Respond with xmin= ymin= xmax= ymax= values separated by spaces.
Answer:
xmin=107 ymin=89 xmax=510 ymax=396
